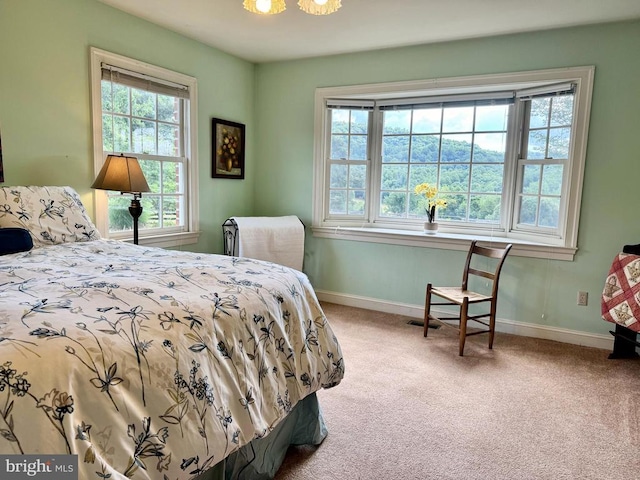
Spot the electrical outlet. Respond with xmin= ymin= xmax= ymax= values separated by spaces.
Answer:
xmin=577 ymin=291 xmax=588 ymax=306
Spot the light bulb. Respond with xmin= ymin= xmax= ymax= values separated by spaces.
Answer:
xmin=256 ymin=0 xmax=272 ymax=13
xmin=314 ymin=0 xmax=329 ymax=4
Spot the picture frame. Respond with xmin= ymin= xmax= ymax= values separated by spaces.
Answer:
xmin=212 ymin=118 xmax=245 ymax=179
xmin=0 ymin=127 xmax=4 ymax=183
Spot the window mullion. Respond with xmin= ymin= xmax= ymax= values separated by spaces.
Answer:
xmin=369 ymin=108 xmax=383 ymax=222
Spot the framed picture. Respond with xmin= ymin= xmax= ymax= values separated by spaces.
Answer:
xmin=212 ymin=118 xmax=245 ymax=179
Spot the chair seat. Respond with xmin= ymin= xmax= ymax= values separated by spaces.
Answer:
xmin=431 ymin=287 xmax=492 ymax=304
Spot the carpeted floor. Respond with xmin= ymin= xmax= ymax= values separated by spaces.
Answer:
xmin=276 ymin=302 xmax=640 ymax=480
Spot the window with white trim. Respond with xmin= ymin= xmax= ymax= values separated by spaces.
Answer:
xmin=313 ymin=67 xmax=594 ymax=258
xmin=90 ymin=48 xmax=199 ymax=247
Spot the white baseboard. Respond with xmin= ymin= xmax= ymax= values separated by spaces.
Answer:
xmin=315 ymin=289 xmax=614 ymax=351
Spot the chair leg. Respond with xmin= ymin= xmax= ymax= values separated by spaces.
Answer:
xmin=488 ymin=300 xmax=497 ymax=349
xmin=459 ymin=297 xmax=468 ymax=356
xmin=424 ymin=283 xmax=432 ymax=337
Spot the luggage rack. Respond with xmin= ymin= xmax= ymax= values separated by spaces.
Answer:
xmin=222 ymin=217 xmax=306 ymax=257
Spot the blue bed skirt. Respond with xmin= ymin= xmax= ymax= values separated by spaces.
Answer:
xmin=197 ymin=392 xmax=327 ymax=480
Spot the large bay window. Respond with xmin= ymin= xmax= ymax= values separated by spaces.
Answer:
xmin=90 ymin=48 xmax=199 ymax=247
xmin=313 ymin=67 xmax=594 ymax=260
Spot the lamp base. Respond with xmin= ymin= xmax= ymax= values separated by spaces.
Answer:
xmin=128 ymin=194 xmax=143 ymax=245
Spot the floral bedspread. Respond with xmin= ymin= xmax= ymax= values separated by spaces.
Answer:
xmin=0 ymin=240 xmax=344 ymax=479
xmin=601 ymin=252 xmax=640 ymax=333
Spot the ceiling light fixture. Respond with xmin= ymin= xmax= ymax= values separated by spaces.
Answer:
xmin=298 ymin=0 xmax=341 ymax=15
xmin=243 ymin=0 xmax=286 ymax=15
xmin=243 ymin=0 xmax=342 ymax=15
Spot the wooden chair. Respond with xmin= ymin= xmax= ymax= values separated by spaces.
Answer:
xmin=423 ymin=240 xmax=512 ymax=356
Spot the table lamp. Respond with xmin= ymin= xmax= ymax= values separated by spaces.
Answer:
xmin=91 ymin=154 xmax=151 ymax=245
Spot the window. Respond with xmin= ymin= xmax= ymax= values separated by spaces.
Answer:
xmin=90 ymin=48 xmax=199 ymax=247
xmin=313 ymin=67 xmax=594 ymax=260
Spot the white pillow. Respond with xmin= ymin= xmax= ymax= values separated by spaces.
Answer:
xmin=0 ymin=186 xmax=101 ymax=247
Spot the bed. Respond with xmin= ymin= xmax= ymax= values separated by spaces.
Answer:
xmin=0 ymin=186 xmax=345 ymax=479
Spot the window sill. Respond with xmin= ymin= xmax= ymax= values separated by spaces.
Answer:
xmin=311 ymin=226 xmax=577 ymax=261
xmin=111 ymin=231 xmax=201 ymax=249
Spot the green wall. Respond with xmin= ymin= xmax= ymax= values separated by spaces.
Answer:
xmin=0 ymin=0 xmax=256 ymax=254
xmin=1 ymin=0 xmax=639 ymax=338
xmin=254 ymin=20 xmax=640 ymax=337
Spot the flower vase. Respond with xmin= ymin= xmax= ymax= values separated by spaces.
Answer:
xmin=424 ymin=222 xmax=438 ymax=235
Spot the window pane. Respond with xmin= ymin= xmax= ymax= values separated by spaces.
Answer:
xmin=409 ymin=164 xmax=437 ymax=188
xmin=475 ymin=105 xmax=508 ymax=131
xmin=519 ymin=196 xmax=538 ymax=225
xmin=351 ymin=110 xmax=369 ymax=134
xmin=548 ymin=127 xmax=571 ymax=159
xmin=527 ymin=130 xmax=547 ymax=159
xmin=541 ymin=164 xmax=563 ymax=196
xmin=412 ymin=108 xmax=441 ymax=134
xmin=159 ymin=123 xmax=179 ymax=156
xmin=382 ymin=136 xmax=410 ymax=163
xmin=102 ymin=114 xmax=114 ymax=152
xmin=522 ymin=164 xmax=540 ymax=194
xmin=440 ymin=164 xmax=470 ymax=193
xmin=348 ymin=190 xmax=365 ymax=215
xmin=383 ymin=110 xmax=410 ymax=134
xmin=162 ymin=196 xmax=181 ymax=227
xmin=329 ymin=190 xmax=347 ymax=214
xmin=108 ymin=195 xmax=133 ymax=232
xmin=330 ymin=164 xmax=347 ymax=188
xmin=132 ymin=119 xmax=157 ymax=155
xmin=381 ymin=164 xmax=408 ymax=190
xmin=469 ymin=194 xmax=501 ymax=222
xmin=380 ymin=191 xmax=406 ymax=217
xmin=442 ymin=106 xmax=473 ymax=132
xmin=112 ymin=84 xmax=130 ymax=115
xmin=410 ymin=135 xmax=439 ymax=163
xmin=539 ymin=197 xmax=560 ymax=228
xmin=139 ymin=159 xmax=161 ymax=193
xmin=331 ymin=135 xmax=348 ymax=159
xmin=349 ymin=135 xmax=367 ymax=160
xmin=140 ymin=196 xmax=160 ymax=229
xmin=438 ymin=193 xmax=467 ymax=221
xmin=473 ymin=133 xmax=506 ymax=162
xmin=550 ymin=96 xmax=574 ymax=126
xmin=529 ymin=98 xmax=550 ymax=128
xmin=470 ymin=164 xmax=503 ymax=193
xmin=441 ymin=134 xmax=472 ymax=162
xmin=348 ymin=165 xmax=366 ymax=189
xmin=101 ymin=81 xmax=113 ymax=112
xmin=132 ymin=89 xmax=156 ymax=120
xmin=163 ymin=162 xmax=182 ymax=194
xmin=113 ymin=116 xmax=131 ymax=152
xmin=157 ymin=95 xmax=179 ymax=123
xmin=331 ymin=109 xmax=349 ymax=133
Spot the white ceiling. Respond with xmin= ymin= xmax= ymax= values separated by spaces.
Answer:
xmin=96 ymin=0 xmax=640 ymax=63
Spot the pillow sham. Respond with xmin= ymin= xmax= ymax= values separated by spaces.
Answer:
xmin=0 ymin=227 xmax=33 ymax=255
xmin=0 ymin=186 xmax=101 ymax=248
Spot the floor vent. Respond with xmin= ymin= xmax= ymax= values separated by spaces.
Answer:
xmin=407 ymin=319 xmax=440 ymax=329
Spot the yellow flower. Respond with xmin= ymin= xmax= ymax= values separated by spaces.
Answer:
xmin=414 ymin=182 xmax=447 ymax=222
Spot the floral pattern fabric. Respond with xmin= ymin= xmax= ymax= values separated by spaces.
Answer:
xmin=0 ymin=186 xmax=101 ymax=248
xmin=0 ymin=240 xmax=344 ymax=479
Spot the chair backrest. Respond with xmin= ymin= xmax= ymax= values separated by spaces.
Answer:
xmin=461 ymin=240 xmax=512 ymax=297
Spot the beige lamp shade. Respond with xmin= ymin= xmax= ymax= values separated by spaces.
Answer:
xmin=91 ymin=154 xmax=150 ymax=194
